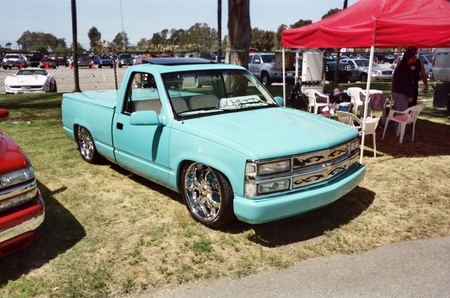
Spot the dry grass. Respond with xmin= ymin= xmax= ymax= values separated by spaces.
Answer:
xmin=0 ymin=89 xmax=449 ymax=297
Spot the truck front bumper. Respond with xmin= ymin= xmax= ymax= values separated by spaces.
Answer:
xmin=0 ymin=189 xmax=45 ymax=257
xmin=233 ymin=163 xmax=365 ymax=224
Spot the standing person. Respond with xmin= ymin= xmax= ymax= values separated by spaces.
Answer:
xmin=391 ymin=51 xmax=416 ymax=133
xmin=406 ymin=46 xmax=429 ymax=107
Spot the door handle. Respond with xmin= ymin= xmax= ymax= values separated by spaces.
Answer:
xmin=117 ymin=122 xmax=123 ymax=130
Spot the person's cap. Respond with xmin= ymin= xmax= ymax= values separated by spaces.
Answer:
xmin=407 ymin=46 xmax=418 ymax=53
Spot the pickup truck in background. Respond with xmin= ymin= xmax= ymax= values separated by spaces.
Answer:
xmin=248 ymin=52 xmax=296 ymax=86
xmin=0 ymin=109 xmax=45 ymax=257
xmin=62 ymin=57 xmax=365 ymax=228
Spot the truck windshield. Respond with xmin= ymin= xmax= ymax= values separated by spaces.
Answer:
xmin=163 ymin=69 xmax=278 ymax=118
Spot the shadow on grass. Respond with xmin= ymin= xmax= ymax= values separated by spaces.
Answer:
xmin=370 ymin=117 xmax=450 ymax=158
xmin=0 ymin=180 xmax=86 ymax=286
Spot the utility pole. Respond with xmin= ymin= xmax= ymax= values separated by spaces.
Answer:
xmin=71 ymin=0 xmax=81 ymax=92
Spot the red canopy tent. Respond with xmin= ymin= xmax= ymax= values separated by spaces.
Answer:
xmin=282 ymin=0 xmax=450 ymax=49
xmin=281 ymin=0 xmax=450 ymax=162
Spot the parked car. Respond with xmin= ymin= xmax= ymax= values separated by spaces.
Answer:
xmin=341 ymin=58 xmax=393 ymax=82
xmin=77 ymin=53 xmax=93 ymax=68
xmin=61 ymin=57 xmax=366 ymax=228
xmin=39 ymin=57 xmax=57 ymax=69
xmin=4 ymin=68 xmax=57 ymax=93
xmin=93 ymin=54 xmax=114 ymax=68
xmin=1 ymin=53 xmax=27 ymax=69
xmin=54 ymin=56 xmax=69 ymax=67
xmin=28 ymin=53 xmax=44 ymax=67
xmin=248 ymin=52 xmax=295 ymax=86
xmin=116 ymin=53 xmax=133 ymax=68
xmin=419 ymin=53 xmax=433 ymax=79
xmin=325 ymin=59 xmax=352 ymax=83
xmin=0 ymin=108 xmax=45 ymax=257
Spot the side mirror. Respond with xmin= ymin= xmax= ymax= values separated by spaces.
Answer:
xmin=273 ymin=96 xmax=284 ymax=107
xmin=129 ymin=110 xmax=164 ymax=126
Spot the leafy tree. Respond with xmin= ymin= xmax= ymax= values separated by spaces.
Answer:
xmin=112 ymin=31 xmax=129 ymax=50
xmin=30 ymin=45 xmax=47 ymax=53
xmin=274 ymin=24 xmax=288 ymax=51
xmin=290 ymin=19 xmax=313 ymax=29
xmin=88 ymin=27 xmax=101 ymax=50
xmin=69 ymin=42 xmax=86 ymax=52
xmin=322 ymin=8 xmax=341 ymax=19
xmin=17 ymin=31 xmax=62 ymax=51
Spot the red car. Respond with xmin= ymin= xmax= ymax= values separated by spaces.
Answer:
xmin=0 ymin=109 xmax=45 ymax=257
xmin=39 ymin=57 xmax=57 ymax=69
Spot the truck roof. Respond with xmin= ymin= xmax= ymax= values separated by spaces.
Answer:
xmin=129 ymin=59 xmax=245 ymax=73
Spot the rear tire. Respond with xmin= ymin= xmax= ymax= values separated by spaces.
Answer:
xmin=261 ymin=73 xmax=272 ymax=86
xmin=76 ymin=126 xmax=100 ymax=164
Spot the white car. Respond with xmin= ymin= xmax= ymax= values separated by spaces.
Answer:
xmin=4 ymin=68 xmax=57 ymax=94
xmin=341 ymin=58 xmax=393 ymax=82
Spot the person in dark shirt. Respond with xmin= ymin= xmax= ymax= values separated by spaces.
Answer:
xmin=391 ymin=51 xmax=416 ymax=132
xmin=406 ymin=46 xmax=429 ymax=107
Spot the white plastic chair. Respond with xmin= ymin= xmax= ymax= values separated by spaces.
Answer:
xmin=336 ymin=111 xmax=380 ymax=157
xmin=381 ymin=104 xmax=425 ymax=143
xmin=303 ymin=89 xmax=330 ymax=115
xmin=346 ymin=87 xmax=367 ymax=117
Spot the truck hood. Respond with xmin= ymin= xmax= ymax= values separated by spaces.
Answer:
xmin=0 ymin=131 xmax=29 ymax=175
xmin=179 ymin=107 xmax=358 ymax=159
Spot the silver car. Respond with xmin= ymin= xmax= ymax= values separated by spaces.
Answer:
xmin=341 ymin=58 xmax=393 ymax=82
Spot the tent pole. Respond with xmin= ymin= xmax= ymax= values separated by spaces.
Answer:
xmin=282 ymin=48 xmax=286 ymax=106
xmin=360 ymin=45 xmax=375 ymax=164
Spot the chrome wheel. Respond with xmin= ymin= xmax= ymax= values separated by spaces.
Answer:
xmin=77 ymin=126 xmax=99 ymax=163
xmin=181 ymin=162 xmax=234 ymax=227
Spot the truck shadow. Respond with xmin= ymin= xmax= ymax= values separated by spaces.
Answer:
xmin=0 ymin=181 xmax=86 ymax=285
xmin=225 ymin=186 xmax=374 ymax=247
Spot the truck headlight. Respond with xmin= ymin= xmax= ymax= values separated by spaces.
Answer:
xmin=0 ymin=166 xmax=35 ymax=189
xmin=246 ymin=160 xmax=290 ymax=177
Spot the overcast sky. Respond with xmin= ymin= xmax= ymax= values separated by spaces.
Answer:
xmin=1 ymin=0 xmax=358 ymax=49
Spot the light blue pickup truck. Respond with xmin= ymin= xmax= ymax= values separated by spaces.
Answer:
xmin=62 ymin=58 xmax=365 ymax=228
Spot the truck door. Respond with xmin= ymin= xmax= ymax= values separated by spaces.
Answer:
xmin=112 ymin=71 xmax=171 ymax=184
xmin=248 ymin=54 xmax=260 ymax=78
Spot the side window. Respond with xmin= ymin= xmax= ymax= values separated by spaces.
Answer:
xmin=124 ymin=72 xmax=162 ymax=114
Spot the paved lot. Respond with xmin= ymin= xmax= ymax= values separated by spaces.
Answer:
xmin=152 ymin=236 xmax=450 ymax=298
xmin=0 ymin=66 xmax=128 ymax=94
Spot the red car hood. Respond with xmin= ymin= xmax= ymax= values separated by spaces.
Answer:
xmin=0 ymin=130 xmax=29 ymax=175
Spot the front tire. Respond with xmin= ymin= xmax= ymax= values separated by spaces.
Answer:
xmin=261 ymin=73 xmax=272 ymax=86
xmin=360 ymin=73 xmax=368 ymax=82
xmin=181 ymin=162 xmax=235 ymax=228
xmin=77 ymin=126 xmax=100 ymax=164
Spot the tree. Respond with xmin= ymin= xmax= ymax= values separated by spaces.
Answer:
xmin=322 ymin=8 xmax=341 ymax=19
xmin=112 ymin=31 xmax=129 ymax=50
xmin=17 ymin=31 xmax=62 ymax=52
xmin=227 ymin=0 xmax=250 ymax=66
xmin=88 ymin=27 xmax=101 ymax=50
xmin=274 ymin=24 xmax=288 ymax=51
xmin=227 ymin=0 xmax=251 ymax=96
xmin=290 ymin=19 xmax=313 ymax=29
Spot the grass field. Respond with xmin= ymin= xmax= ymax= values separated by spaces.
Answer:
xmin=0 ymin=84 xmax=449 ymax=297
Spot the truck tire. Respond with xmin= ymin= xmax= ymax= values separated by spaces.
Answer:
xmin=261 ymin=73 xmax=272 ymax=86
xmin=360 ymin=73 xmax=368 ymax=82
xmin=76 ymin=126 xmax=100 ymax=164
xmin=180 ymin=162 xmax=235 ymax=228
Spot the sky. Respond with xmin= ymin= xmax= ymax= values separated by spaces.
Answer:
xmin=1 ymin=0 xmax=358 ymax=49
